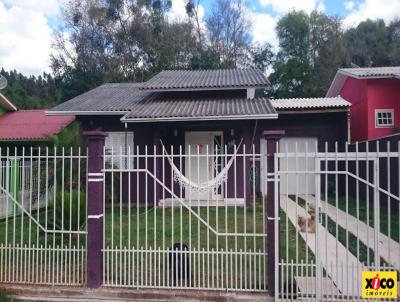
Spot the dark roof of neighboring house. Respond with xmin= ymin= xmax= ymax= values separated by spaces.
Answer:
xmin=0 ymin=92 xmax=18 ymax=111
xmin=121 ymin=95 xmax=277 ymax=122
xmin=48 ymin=82 xmax=278 ymax=122
xmin=326 ymin=66 xmax=400 ymax=97
xmin=0 ymin=110 xmax=75 ymax=141
xmin=139 ymin=69 xmax=269 ymax=91
xmin=271 ymin=97 xmax=351 ymax=111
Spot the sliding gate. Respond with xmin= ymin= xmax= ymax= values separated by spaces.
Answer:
xmin=276 ymin=141 xmax=400 ymax=301
xmin=102 ymin=144 xmax=268 ymax=291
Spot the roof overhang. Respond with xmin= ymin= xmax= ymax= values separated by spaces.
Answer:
xmin=276 ymin=108 xmax=349 ymax=114
xmin=121 ymin=113 xmax=278 ymax=123
xmin=0 ymin=92 xmax=17 ymax=111
xmin=0 ymin=137 xmax=51 ymax=142
xmin=326 ymin=69 xmax=400 ymax=97
xmin=46 ymin=110 xmax=128 ymax=116
xmin=138 ymin=86 xmax=264 ymax=92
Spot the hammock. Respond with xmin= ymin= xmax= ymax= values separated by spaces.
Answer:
xmin=161 ymin=140 xmax=243 ymax=192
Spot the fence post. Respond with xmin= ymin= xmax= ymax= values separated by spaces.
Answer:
xmin=84 ymin=131 xmax=107 ymax=289
xmin=263 ymin=130 xmax=285 ymax=297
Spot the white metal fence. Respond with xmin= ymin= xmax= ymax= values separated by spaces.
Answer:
xmin=276 ymin=141 xmax=400 ymax=301
xmin=102 ymin=144 xmax=268 ymax=291
xmin=0 ymin=140 xmax=398 ymax=300
xmin=0 ymin=147 xmax=87 ymax=285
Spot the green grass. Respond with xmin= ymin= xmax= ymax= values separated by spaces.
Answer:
xmin=279 ymin=209 xmax=315 ymax=263
xmin=0 ymin=291 xmax=14 ymax=302
xmin=103 ymin=205 xmax=266 ymax=251
xmin=0 ymin=203 xmax=311 ymax=259
xmin=326 ymin=195 xmax=399 ymax=241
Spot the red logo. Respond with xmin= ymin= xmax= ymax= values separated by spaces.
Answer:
xmin=372 ymin=274 xmax=380 ymax=290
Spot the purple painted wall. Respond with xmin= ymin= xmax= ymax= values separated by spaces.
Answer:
xmin=78 ymin=111 xmax=348 ymax=205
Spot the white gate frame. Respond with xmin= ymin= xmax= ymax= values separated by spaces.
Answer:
xmin=274 ymin=147 xmax=400 ymax=301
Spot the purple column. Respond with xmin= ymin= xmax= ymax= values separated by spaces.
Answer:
xmin=263 ymin=130 xmax=285 ymax=296
xmin=84 ymin=131 xmax=107 ymax=289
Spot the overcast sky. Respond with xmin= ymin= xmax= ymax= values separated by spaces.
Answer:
xmin=1 ymin=0 xmax=399 ymax=76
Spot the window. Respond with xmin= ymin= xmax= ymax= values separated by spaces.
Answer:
xmin=375 ymin=109 xmax=394 ymax=128
xmin=105 ymin=132 xmax=134 ymax=169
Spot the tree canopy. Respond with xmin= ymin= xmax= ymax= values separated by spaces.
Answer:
xmin=1 ymin=3 xmax=400 ymax=108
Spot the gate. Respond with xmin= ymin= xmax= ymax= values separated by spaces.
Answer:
xmin=0 ymin=147 xmax=87 ymax=285
xmin=102 ymin=143 xmax=268 ymax=291
xmin=276 ymin=141 xmax=400 ymax=301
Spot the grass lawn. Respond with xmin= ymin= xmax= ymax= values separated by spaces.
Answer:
xmin=0 ymin=203 xmax=312 ymax=258
xmin=103 ymin=205 xmax=266 ymax=252
xmin=326 ymin=195 xmax=399 ymax=241
xmin=0 ymin=203 xmax=315 ymax=289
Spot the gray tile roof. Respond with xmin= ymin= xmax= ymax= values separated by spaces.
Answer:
xmin=139 ymin=69 xmax=269 ymax=91
xmin=327 ymin=66 xmax=400 ymax=97
xmin=271 ymin=97 xmax=351 ymax=110
xmin=122 ymin=95 xmax=277 ymax=121
xmin=48 ymin=83 xmax=151 ymax=113
xmin=48 ymin=82 xmax=277 ymax=121
xmin=340 ymin=66 xmax=400 ymax=78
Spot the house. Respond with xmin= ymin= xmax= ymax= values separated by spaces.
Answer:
xmin=0 ymin=92 xmax=75 ymax=144
xmin=327 ymin=66 xmax=400 ymax=142
xmin=48 ymin=69 xmax=350 ymax=205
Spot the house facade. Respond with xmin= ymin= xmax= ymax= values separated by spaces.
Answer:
xmin=327 ymin=66 xmax=400 ymax=142
xmin=48 ymin=69 xmax=350 ymax=205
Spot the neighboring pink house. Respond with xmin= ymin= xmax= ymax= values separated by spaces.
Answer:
xmin=327 ymin=67 xmax=400 ymax=142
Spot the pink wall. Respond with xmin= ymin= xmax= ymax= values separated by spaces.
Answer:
xmin=366 ymin=78 xmax=400 ymax=141
xmin=340 ymin=77 xmax=368 ymax=142
xmin=340 ymin=77 xmax=400 ymax=142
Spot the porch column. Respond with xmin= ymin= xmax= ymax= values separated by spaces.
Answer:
xmin=84 ymin=131 xmax=107 ymax=289
xmin=263 ymin=130 xmax=285 ymax=296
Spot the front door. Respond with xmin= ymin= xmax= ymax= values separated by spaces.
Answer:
xmin=185 ymin=131 xmax=223 ymax=201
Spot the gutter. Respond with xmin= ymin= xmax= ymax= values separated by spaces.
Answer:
xmin=275 ymin=108 xmax=349 ymax=114
xmin=120 ymin=113 xmax=279 ymax=123
xmin=46 ymin=110 xmax=128 ymax=116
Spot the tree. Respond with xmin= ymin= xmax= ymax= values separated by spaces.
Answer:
xmin=306 ymin=11 xmax=345 ymax=96
xmin=268 ymin=10 xmax=311 ymax=98
xmin=269 ymin=10 xmax=345 ymax=98
xmin=344 ymin=19 xmax=390 ymax=67
xmin=249 ymin=43 xmax=274 ymax=73
xmin=0 ymin=69 xmax=60 ymax=109
xmin=52 ymin=0 xmax=199 ymax=101
xmin=206 ymin=0 xmax=252 ymax=68
xmin=388 ymin=19 xmax=400 ymax=65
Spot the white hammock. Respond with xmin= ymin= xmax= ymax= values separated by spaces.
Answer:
xmin=161 ymin=140 xmax=242 ymax=192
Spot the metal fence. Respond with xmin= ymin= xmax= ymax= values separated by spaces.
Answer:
xmin=102 ymin=144 xmax=268 ymax=291
xmin=0 ymin=139 xmax=398 ymax=301
xmin=276 ymin=141 xmax=400 ymax=301
xmin=0 ymin=147 xmax=87 ymax=285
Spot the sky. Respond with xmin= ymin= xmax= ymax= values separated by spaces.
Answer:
xmin=0 ymin=0 xmax=400 ymax=76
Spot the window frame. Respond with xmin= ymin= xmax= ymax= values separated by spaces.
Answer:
xmin=104 ymin=131 xmax=134 ymax=169
xmin=375 ymin=109 xmax=394 ymax=128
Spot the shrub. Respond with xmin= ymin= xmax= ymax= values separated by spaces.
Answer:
xmin=46 ymin=190 xmax=87 ymax=233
